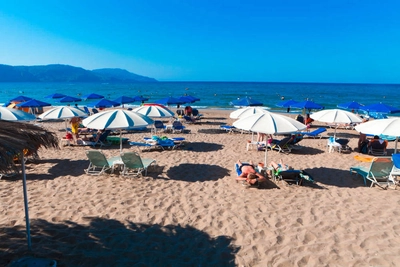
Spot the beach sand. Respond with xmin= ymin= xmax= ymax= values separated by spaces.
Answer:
xmin=1 ymin=109 xmax=400 ymax=266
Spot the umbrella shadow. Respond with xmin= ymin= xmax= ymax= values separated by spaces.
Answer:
xmin=197 ymin=128 xmax=230 ymax=134
xmin=310 ymin=167 xmax=368 ymax=188
xmin=183 ymin=142 xmax=224 ymax=152
xmin=166 ymin=164 xmax=229 ymax=182
xmin=0 ymin=218 xmax=239 ymax=266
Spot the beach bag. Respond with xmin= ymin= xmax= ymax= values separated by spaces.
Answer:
xmin=360 ymin=141 xmax=369 ymax=154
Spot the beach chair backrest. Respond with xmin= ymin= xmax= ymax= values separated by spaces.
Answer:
xmin=370 ymin=157 xmax=392 ymax=178
xmin=121 ymin=152 xmax=144 ymax=168
xmin=86 ymin=150 xmax=109 ymax=167
xmin=392 ymin=154 xmax=400 ymax=169
xmin=98 ymin=130 xmax=111 ymax=142
xmin=154 ymin=120 xmax=164 ymax=129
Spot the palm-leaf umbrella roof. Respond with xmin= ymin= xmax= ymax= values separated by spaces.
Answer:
xmin=0 ymin=121 xmax=59 ymax=250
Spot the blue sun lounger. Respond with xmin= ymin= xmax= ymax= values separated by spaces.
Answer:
xmin=303 ymin=127 xmax=327 ymax=139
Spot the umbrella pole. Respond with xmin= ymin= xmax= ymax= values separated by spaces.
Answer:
xmin=120 ymin=130 xmax=123 ymax=153
xmin=395 ymin=137 xmax=398 ymax=154
xmin=21 ymin=154 xmax=32 ymax=251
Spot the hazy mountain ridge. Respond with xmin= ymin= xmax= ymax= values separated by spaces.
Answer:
xmin=0 ymin=64 xmax=157 ymax=82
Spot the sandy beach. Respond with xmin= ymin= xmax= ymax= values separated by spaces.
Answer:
xmin=1 ymin=109 xmax=400 ymax=266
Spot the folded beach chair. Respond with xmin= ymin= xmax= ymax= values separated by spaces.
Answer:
xmin=120 ymin=152 xmax=156 ymax=176
xmin=389 ymin=154 xmax=400 ymax=189
xmin=303 ymin=127 xmax=327 ymax=139
xmin=85 ymin=150 xmax=120 ymax=175
xmin=350 ymin=157 xmax=393 ymax=189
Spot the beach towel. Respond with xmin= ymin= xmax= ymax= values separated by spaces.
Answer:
xmin=354 ymin=154 xmax=374 ymax=162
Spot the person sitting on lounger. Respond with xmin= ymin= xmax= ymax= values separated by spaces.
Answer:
xmin=266 ymin=159 xmax=291 ymax=178
xmin=236 ymin=160 xmax=267 ymax=186
xmin=368 ymin=135 xmax=388 ymax=150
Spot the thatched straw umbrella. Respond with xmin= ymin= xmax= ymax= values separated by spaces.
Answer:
xmin=0 ymin=120 xmax=59 ymax=250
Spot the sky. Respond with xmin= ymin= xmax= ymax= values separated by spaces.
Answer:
xmin=0 ymin=0 xmax=400 ymax=83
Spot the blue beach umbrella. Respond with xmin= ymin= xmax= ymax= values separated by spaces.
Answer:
xmin=178 ymin=96 xmax=195 ymax=104
xmin=81 ymin=93 xmax=105 ymax=100
xmin=337 ymin=101 xmax=364 ymax=110
xmin=45 ymin=93 xmax=67 ymax=99
xmin=276 ymin=100 xmax=298 ymax=108
xmin=181 ymin=95 xmax=200 ymax=102
xmin=87 ymin=98 xmax=120 ymax=108
xmin=9 ymin=96 xmax=33 ymax=102
xmin=113 ymin=96 xmax=136 ymax=105
xmin=133 ymin=95 xmax=149 ymax=102
xmin=58 ymin=96 xmax=82 ymax=103
xmin=154 ymin=96 xmax=185 ymax=106
xmin=359 ymin=103 xmax=400 ymax=114
xmin=230 ymin=96 xmax=263 ymax=107
xmin=291 ymin=100 xmax=324 ymax=111
xmin=16 ymin=99 xmax=52 ymax=108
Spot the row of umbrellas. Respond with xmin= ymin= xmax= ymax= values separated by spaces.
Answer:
xmin=277 ymin=99 xmax=400 ymax=114
xmin=8 ymin=94 xmax=200 ymax=108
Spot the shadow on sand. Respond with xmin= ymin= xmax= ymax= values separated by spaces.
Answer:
xmin=167 ymin=163 xmax=229 ymax=182
xmin=0 ymin=218 xmax=239 ymax=266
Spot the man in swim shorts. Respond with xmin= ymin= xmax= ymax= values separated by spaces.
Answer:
xmin=236 ymin=160 xmax=267 ymax=186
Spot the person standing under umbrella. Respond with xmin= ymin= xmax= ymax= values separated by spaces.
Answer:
xmin=70 ymin=117 xmax=81 ymax=141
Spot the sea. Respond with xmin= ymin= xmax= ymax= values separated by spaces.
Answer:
xmin=1 ymin=82 xmax=399 ymax=114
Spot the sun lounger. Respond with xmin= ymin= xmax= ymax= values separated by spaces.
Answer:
xmin=303 ymin=127 xmax=326 ymax=139
xmin=350 ymin=157 xmax=393 ymax=188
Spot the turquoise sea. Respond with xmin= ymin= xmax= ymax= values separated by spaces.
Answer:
xmin=0 ymin=82 xmax=399 ymax=113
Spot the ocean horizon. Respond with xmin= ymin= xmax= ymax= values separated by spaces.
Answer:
xmin=1 ymin=81 xmax=399 ymax=113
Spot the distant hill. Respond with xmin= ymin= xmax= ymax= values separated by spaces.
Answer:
xmin=0 ymin=64 xmax=157 ymax=82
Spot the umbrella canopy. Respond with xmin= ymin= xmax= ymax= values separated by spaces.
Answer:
xmin=359 ymin=103 xmax=400 ymax=114
xmin=9 ymin=95 xmax=33 ymax=102
xmin=113 ymin=96 xmax=136 ymax=105
xmin=230 ymin=96 xmax=263 ymax=107
xmin=16 ymin=99 xmax=52 ymax=108
xmin=0 ymin=121 xmax=59 ymax=250
xmin=82 ymin=110 xmax=153 ymax=151
xmin=230 ymin=107 xmax=270 ymax=119
xmin=181 ymin=95 xmax=200 ymax=102
xmin=233 ymin=112 xmax=306 ymax=165
xmin=132 ymin=105 xmax=174 ymax=118
xmin=275 ymin=100 xmax=298 ymax=108
xmin=86 ymin=98 xmax=120 ymax=108
xmin=133 ymin=95 xmax=149 ymax=102
xmin=310 ymin=109 xmax=363 ymax=138
xmin=337 ymin=101 xmax=364 ymax=110
xmin=178 ymin=96 xmax=195 ymax=104
xmin=154 ymin=96 xmax=185 ymax=106
xmin=0 ymin=107 xmax=36 ymax=121
xmin=38 ymin=106 xmax=87 ymax=120
xmin=57 ymin=96 xmax=82 ymax=103
xmin=44 ymin=93 xmax=67 ymax=99
xmin=355 ymin=118 xmax=400 ymax=153
xmin=81 ymin=93 xmax=105 ymax=100
xmin=291 ymin=100 xmax=324 ymax=110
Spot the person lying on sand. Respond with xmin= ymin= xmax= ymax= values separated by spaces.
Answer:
xmin=236 ymin=160 xmax=267 ymax=186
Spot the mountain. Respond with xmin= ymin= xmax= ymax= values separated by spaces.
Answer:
xmin=0 ymin=64 xmax=157 ymax=82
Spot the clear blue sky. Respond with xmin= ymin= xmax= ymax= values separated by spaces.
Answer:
xmin=1 ymin=1 xmax=399 ymax=83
